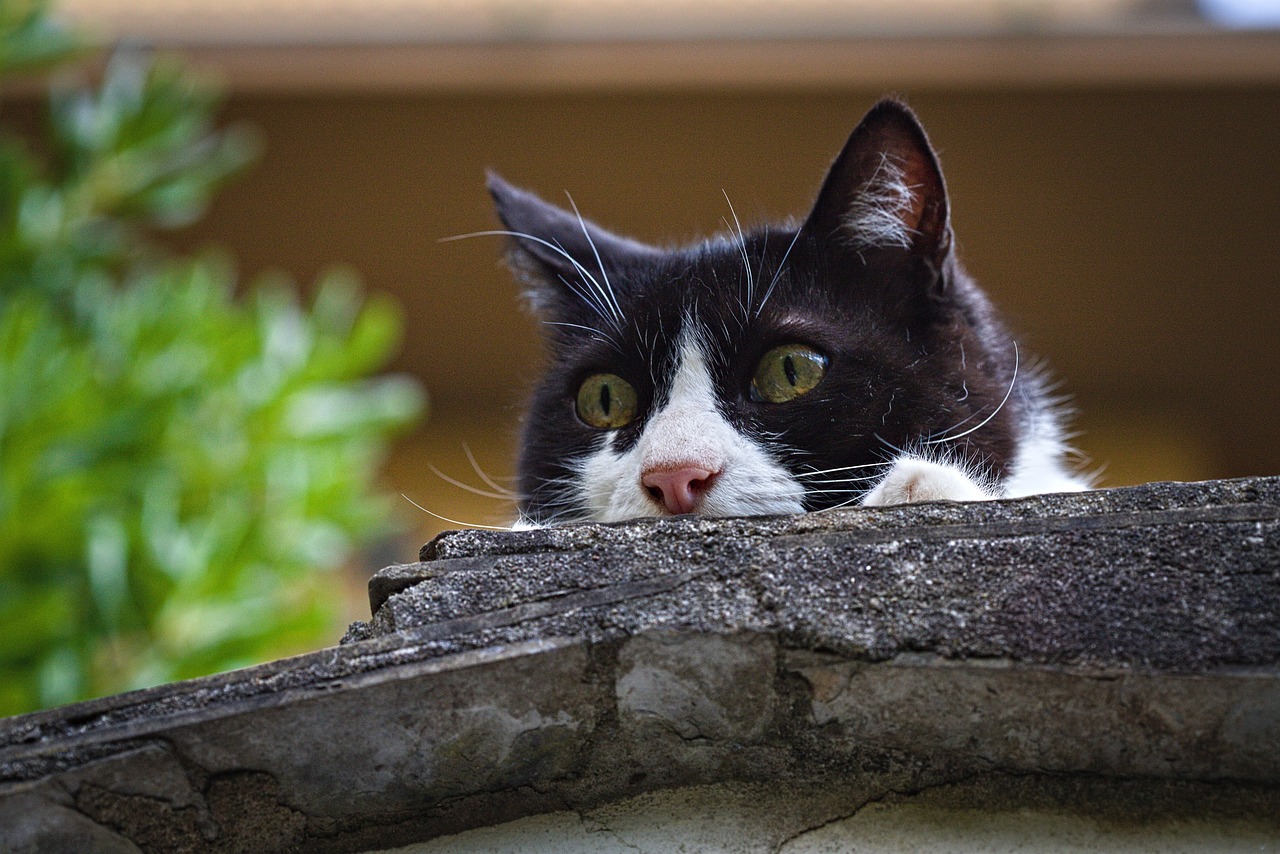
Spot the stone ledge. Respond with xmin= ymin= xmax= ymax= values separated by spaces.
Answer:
xmin=367 ymin=476 xmax=1280 ymax=671
xmin=0 ymin=477 xmax=1276 ymax=852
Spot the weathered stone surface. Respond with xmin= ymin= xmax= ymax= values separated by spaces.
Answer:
xmin=0 ymin=477 xmax=1276 ymax=852
xmin=373 ymin=476 xmax=1280 ymax=671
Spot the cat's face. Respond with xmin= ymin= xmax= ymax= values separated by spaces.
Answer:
xmin=494 ymin=100 xmax=1019 ymax=524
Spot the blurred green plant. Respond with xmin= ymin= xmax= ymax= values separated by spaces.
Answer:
xmin=0 ymin=1 xmax=424 ymax=715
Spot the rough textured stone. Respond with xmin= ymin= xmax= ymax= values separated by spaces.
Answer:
xmin=0 ymin=477 xmax=1276 ymax=852
xmin=373 ymin=476 xmax=1280 ymax=671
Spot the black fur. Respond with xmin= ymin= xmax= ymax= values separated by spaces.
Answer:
xmin=492 ymin=99 xmax=1028 ymax=523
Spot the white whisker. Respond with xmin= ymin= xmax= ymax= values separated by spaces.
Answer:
xmin=804 ymin=488 xmax=871 ymax=495
xmin=565 ymin=193 xmax=625 ymax=325
xmin=555 ymin=273 xmax=614 ymax=325
xmin=442 ymin=229 xmax=621 ymax=327
xmin=402 ymin=494 xmax=515 ymax=531
xmin=543 ymin=320 xmax=624 ymax=353
xmin=529 ymin=507 xmax=591 ymax=526
xmin=722 ymin=190 xmax=754 ymax=314
xmin=756 ymin=225 xmax=803 ymax=317
xmin=813 ymin=493 xmax=867 ymax=513
xmin=798 ymin=460 xmax=888 ymax=477
xmin=463 ymin=443 xmax=518 ymax=495
xmin=922 ymin=342 xmax=1018 ymax=446
xmin=874 ymin=432 xmax=911 ymax=457
xmin=427 ymin=464 xmax=515 ymax=501
xmin=800 ymin=475 xmax=881 ymax=486
xmin=926 ymin=405 xmax=986 ymax=440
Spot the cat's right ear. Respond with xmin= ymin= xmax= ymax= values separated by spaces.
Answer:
xmin=487 ymin=172 xmax=657 ymax=319
xmin=805 ymin=99 xmax=952 ymax=271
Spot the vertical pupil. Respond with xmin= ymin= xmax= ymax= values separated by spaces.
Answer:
xmin=783 ymin=355 xmax=798 ymax=386
xmin=599 ymin=382 xmax=611 ymax=415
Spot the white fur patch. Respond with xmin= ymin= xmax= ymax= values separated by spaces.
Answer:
xmin=861 ymin=455 xmax=996 ymax=506
xmin=1003 ymin=399 xmax=1092 ymax=497
xmin=842 ymin=153 xmax=916 ymax=251
xmin=862 ymin=392 xmax=1090 ymax=507
xmin=578 ymin=332 xmax=805 ymax=522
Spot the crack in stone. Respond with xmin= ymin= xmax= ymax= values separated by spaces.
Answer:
xmin=770 ymin=770 xmax=993 ymax=853
xmin=386 ymin=568 xmax=714 ymax=640
xmin=572 ymin=806 xmax=645 ymax=854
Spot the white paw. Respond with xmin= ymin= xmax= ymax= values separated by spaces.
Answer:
xmin=860 ymin=457 xmax=996 ymax=507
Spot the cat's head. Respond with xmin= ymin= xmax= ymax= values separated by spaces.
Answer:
xmin=492 ymin=99 xmax=1019 ymax=524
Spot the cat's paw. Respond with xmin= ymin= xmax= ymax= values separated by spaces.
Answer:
xmin=860 ymin=457 xmax=996 ymax=506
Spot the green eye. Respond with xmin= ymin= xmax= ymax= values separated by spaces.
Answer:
xmin=576 ymin=373 xmax=639 ymax=429
xmin=750 ymin=344 xmax=828 ymax=403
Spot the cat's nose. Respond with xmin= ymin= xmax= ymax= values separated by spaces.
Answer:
xmin=641 ymin=465 xmax=719 ymax=515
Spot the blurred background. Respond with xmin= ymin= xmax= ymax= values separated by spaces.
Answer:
xmin=2 ymin=0 xmax=1277 ymax=712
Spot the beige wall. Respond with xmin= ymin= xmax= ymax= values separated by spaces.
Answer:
xmin=167 ymin=84 xmax=1279 ymax=543
xmin=391 ymin=780 xmax=1277 ymax=853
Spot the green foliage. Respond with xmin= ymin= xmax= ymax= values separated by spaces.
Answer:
xmin=0 ymin=4 xmax=424 ymax=715
xmin=0 ymin=1 xmax=82 ymax=76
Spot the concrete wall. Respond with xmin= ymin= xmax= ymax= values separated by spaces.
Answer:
xmin=2 ymin=478 xmax=1276 ymax=851
xmin=395 ymin=779 xmax=1278 ymax=854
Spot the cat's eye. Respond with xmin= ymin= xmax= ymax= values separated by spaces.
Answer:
xmin=750 ymin=344 xmax=828 ymax=403
xmin=576 ymin=373 xmax=639 ymax=429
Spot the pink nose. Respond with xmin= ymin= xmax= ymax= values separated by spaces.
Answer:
xmin=642 ymin=466 xmax=719 ymax=515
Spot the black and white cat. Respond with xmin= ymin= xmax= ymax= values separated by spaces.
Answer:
xmin=488 ymin=99 xmax=1088 ymax=526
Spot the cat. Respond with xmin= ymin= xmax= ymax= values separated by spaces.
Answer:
xmin=487 ymin=98 xmax=1089 ymax=526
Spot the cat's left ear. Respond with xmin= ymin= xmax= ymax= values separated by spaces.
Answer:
xmin=805 ymin=99 xmax=952 ymax=272
xmin=487 ymin=172 xmax=658 ymax=318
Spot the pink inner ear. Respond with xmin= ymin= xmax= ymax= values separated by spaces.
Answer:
xmin=808 ymin=99 xmax=950 ymax=257
xmin=860 ymin=133 xmax=943 ymax=247
xmin=873 ymin=115 xmax=949 ymax=252
xmin=839 ymin=148 xmax=930 ymax=252
xmin=895 ymin=149 xmax=934 ymax=236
